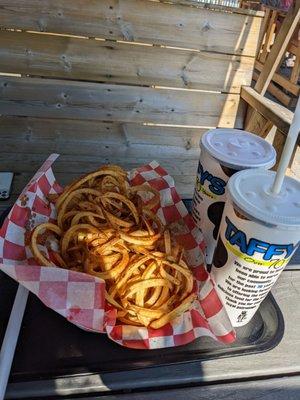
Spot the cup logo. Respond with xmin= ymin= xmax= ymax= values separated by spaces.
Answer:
xmin=225 ymin=216 xmax=297 ymax=263
xmin=196 ymin=162 xmax=226 ymax=196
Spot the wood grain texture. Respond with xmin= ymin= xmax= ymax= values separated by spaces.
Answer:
xmin=254 ymin=1 xmax=300 ymax=95
xmin=245 ymin=111 xmax=272 ymax=137
xmin=259 ymin=10 xmax=277 ymax=64
xmin=256 ymin=7 xmax=271 ymax=57
xmin=246 ymin=5 xmax=300 ymax=133
xmin=0 ymin=116 xmax=202 ymax=200
xmin=0 ymin=153 xmax=197 ymax=182
xmin=289 ymin=41 xmax=298 ymax=57
xmin=252 ymin=71 xmax=291 ymax=107
xmin=289 ymin=145 xmax=300 ymax=181
xmin=7 ymin=170 xmax=196 ymax=195
xmin=0 ymin=30 xmax=254 ymax=93
xmin=0 ymin=0 xmax=262 ymax=56
xmin=0 ymin=149 xmax=199 ymax=176
xmin=0 ymin=169 xmax=198 ymax=212
xmin=0 ymin=77 xmax=241 ymax=127
xmin=0 ymin=117 xmax=205 ymax=149
xmin=241 ymin=86 xmax=293 ymax=135
xmin=161 ymin=0 xmax=265 ymax=17
xmin=272 ymin=129 xmax=287 ymax=170
xmin=290 ymin=50 xmax=300 ymax=85
xmin=255 ymin=60 xmax=299 ymax=97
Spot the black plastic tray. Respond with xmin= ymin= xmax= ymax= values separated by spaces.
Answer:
xmin=0 ymin=205 xmax=284 ymax=385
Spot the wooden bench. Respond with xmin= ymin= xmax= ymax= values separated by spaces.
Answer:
xmin=0 ymin=0 xmax=294 ymax=211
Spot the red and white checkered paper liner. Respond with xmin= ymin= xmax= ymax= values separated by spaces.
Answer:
xmin=0 ymin=154 xmax=235 ymax=349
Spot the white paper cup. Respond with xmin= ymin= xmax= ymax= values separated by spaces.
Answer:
xmin=211 ymin=169 xmax=300 ymax=327
xmin=192 ymin=129 xmax=276 ymax=265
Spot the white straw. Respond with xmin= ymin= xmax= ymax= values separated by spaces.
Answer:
xmin=0 ymin=285 xmax=28 ymax=400
xmin=272 ymin=97 xmax=300 ymax=194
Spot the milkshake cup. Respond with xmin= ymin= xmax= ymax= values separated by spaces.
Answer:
xmin=211 ymin=169 xmax=300 ymax=327
xmin=192 ymin=129 xmax=276 ymax=265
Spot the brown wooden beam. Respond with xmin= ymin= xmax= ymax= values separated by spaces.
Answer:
xmin=252 ymin=71 xmax=291 ymax=107
xmin=254 ymin=1 xmax=300 ymax=95
xmin=255 ymin=60 xmax=299 ymax=96
xmin=241 ymin=86 xmax=294 ymax=137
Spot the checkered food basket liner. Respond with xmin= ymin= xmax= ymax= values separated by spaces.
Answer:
xmin=0 ymin=154 xmax=235 ymax=349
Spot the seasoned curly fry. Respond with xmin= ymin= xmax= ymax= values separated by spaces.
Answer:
xmin=31 ymin=223 xmax=63 ymax=267
xmin=30 ymin=165 xmax=195 ymax=329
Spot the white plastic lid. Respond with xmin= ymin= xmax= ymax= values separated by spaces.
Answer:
xmin=228 ymin=169 xmax=300 ymax=227
xmin=201 ymin=129 xmax=276 ymax=170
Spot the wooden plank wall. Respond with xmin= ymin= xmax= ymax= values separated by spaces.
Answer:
xmin=0 ymin=0 xmax=263 ymax=208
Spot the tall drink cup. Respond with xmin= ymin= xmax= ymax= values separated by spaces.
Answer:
xmin=211 ymin=169 xmax=300 ymax=327
xmin=192 ymin=129 xmax=276 ymax=265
